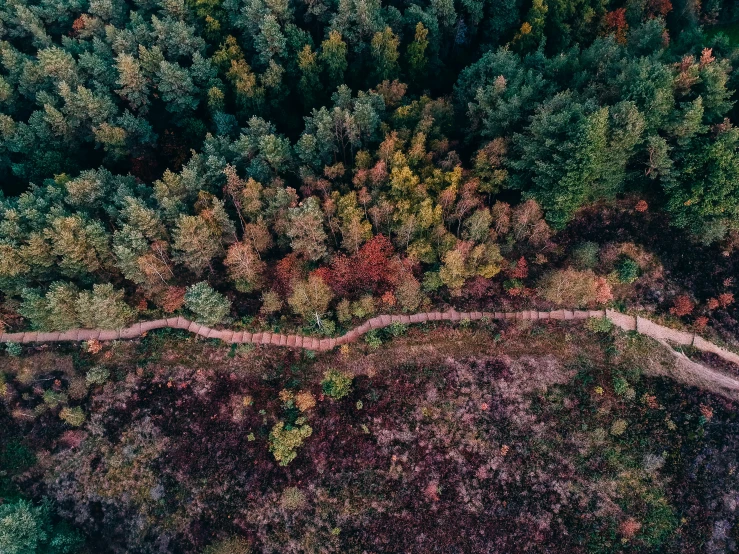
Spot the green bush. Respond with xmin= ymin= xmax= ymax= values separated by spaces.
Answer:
xmin=616 ymin=257 xmax=641 ymax=284
xmin=364 ymin=330 xmax=382 ymax=349
xmin=5 ymin=343 xmax=22 ymax=357
xmin=321 ymin=369 xmax=352 ymax=400
xmin=585 ymin=317 xmax=613 ymax=333
xmin=387 ymin=322 xmax=407 ymax=337
xmin=85 ymin=365 xmax=110 ymax=386
xmin=59 ymin=406 xmax=86 ymax=427
xmin=571 ymin=241 xmax=600 ymax=269
xmin=612 ymin=376 xmax=629 ymax=396
xmin=268 ymin=421 xmax=313 ymax=466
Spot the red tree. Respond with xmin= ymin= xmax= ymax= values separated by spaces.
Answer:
xmin=509 ymin=257 xmax=529 ymax=279
xmin=604 ymin=9 xmax=628 ymax=44
xmin=274 ymin=253 xmax=305 ymax=295
xmin=323 ymin=235 xmax=401 ymax=297
xmin=670 ymin=295 xmax=694 ymax=317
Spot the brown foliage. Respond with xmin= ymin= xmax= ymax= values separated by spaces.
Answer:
xmin=619 ymin=518 xmax=642 ymax=539
xmin=159 ymin=287 xmax=187 ymax=313
xmin=322 ymin=235 xmax=401 ymax=297
xmin=509 ymin=257 xmax=529 ymax=279
xmin=604 ymin=8 xmax=628 ymax=44
xmin=538 ymin=269 xmax=611 ymax=307
xmin=718 ymin=292 xmax=734 ymax=308
xmin=669 ymin=295 xmax=694 ymax=317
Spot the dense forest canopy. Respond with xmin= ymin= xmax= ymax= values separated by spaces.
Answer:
xmin=3 ymin=1 xmax=739 ymax=554
xmin=0 ymin=0 xmax=738 ymax=334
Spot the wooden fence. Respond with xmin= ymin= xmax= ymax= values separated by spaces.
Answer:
xmin=1 ymin=309 xmax=738 ymax=367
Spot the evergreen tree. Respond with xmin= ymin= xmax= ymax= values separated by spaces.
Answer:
xmin=184 ymin=281 xmax=232 ymax=325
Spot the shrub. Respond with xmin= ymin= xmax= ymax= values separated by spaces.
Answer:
xmin=321 ymin=368 xmax=352 ymax=399
xmin=85 ymin=365 xmax=110 ymax=386
xmin=364 ymin=330 xmax=383 ymax=349
xmin=669 ymin=295 xmax=694 ymax=317
xmin=336 ymin=299 xmax=352 ymax=323
xmin=184 ymin=282 xmax=232 ymax=326
xmin=585 ymin=317 xmax=613 ymax=333
xmin=60 ymin=406 xmax=86 ymax=427
xmin=295 ymin=391 xmax=316 ymax=412
xmin=610 ymin=419 xmax=628 ymax=436
xmin=571 ymin=241 xmax=600 ymax=269
xmin=279 ymin=487 xmax=307 ymax=511
xmin=5 ymin=342 xmax=22 ymax=357
xmin=613 ymin=376 xmax=630 ymax=396
xmin=616 ymin=256 xmax=641 ymax=284
xmin=268 ymin=421 xmax=313 ymax=466
xmin=387 ymin=321 xmax=407 ymax=337
xmin=351 ymin=295 xmax=375 ymax=319
xmin=319 ymin=318 xmax=336 ymax=336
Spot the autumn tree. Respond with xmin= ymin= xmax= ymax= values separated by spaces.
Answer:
xmin=287 ymin=273 xmax=334 ymax=327
xmin=286 ymin=197 xmax=329 ymax=261
xmin=224 ymin=241 xmax=265 ymax=292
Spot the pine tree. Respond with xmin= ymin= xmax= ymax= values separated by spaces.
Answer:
xmin=76 ymin=284 xmax=136 ymax=329
xmin=184 ymin=281 xmax=232 ymax=326
xmin=173 ymin=214 xmax=223 ymax=275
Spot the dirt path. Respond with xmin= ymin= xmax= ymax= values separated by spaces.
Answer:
xmin=2 ymin=308 xmax=738 ymax=397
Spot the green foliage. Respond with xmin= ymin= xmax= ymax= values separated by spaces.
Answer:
xmin=585 ymin=317 xmax=613 ymax=334
xmin=85 ymin=366 xmax=110 ymax=386
xmin=612 ymin=376 xmax=629 ymax=397
xmin=387 ymin=322 xmax=407 ymax=337
xmin=268 ymin=421 xmax=313 ymax=466
xmin=184 ymin=282 xmax=232 ymax=326
xmin=5 ymin=342 xmax=22 ymax=357
xmin=321 ymin=368 xmax=352 ymax=399
xmin=364 ymin=330 xmax=383 ymax=349
xmin=616 ymin=257 xmax=641 ymax=284
xmin=0 ymin=499 xmax=83 ymax=554
xmin=76 ymin=284 xmax=136 ymax=329
xmin=59 ymin=406 xmax=86 ymax=427
xmin=571 ymin=242 xmax=600 ymax=269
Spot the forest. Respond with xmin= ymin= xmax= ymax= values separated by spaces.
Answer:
xmin=1 ymin=0 xmax=739 ymax=552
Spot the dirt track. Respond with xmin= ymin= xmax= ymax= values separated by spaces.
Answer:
xmin=2 ymin=308 xmax=738 ymax=398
